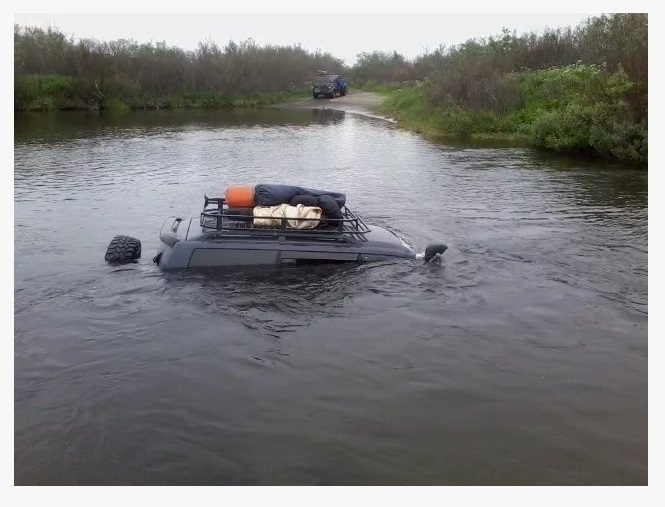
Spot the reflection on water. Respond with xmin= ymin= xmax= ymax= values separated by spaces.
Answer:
xmin=14 ymin=108 xmax=647 ymax=485
xmin=14 ymin=107 xmax=348 ymax=144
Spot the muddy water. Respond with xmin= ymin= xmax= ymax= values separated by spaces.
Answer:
xmin=14 ymin=107 xmax=647 ymax=485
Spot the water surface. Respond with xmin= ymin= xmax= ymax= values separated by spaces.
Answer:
xmin=14 ymin=108 xmax=648 ymax=485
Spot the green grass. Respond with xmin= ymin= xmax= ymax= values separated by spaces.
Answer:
xmin=14 ymin=74 xmax=81 ymax=111
xmin=376 ymin=86 xmax=520 ymax=141
xmin=105 ymin=97 xmax=130 ymax=114
xmin=352 ymin=80 xmax=410 ymax=95
xmin=241 ymin=88 xmax=312 ymax=106
xmin=371 ymin=65 xmax=647 ymax=164
xmin=14 ymin=75 xmax=312 ymax=112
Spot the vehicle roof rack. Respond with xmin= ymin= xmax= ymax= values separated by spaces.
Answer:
xmin=200 ymin=196 xmax=371 ymax=241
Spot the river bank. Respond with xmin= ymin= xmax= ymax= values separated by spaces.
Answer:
xmin=353 ymin=73 xmax=647 ymax=166
xmin=273 ymin=90 xmax=395 ymax=123
xmin=13 ymin=74 xmax=313 ymax=112
xmin=16 ymin=80 xmax=648 ymax=166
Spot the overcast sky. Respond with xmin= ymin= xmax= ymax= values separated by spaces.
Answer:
xmin=13 ymin=12 xmax=601 ymax=65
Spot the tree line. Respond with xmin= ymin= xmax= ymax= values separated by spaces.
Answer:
xmin=349 ymin=14 xmax=647 ymax=124
xmin=348 ymin=13 xmax=647 ymax=163
xmin=14 ymin=26 xmax=345 ymax=110
xmin=15 ymin=14 xmax=646 ymax=116
xmin=14 ymin=14 xmax=647 ymax=162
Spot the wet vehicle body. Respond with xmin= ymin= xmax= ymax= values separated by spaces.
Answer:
xmin=152 ymin=196 xmax=432 ymax=270
xmin=106 ymin=183 xmax=447 ymax=269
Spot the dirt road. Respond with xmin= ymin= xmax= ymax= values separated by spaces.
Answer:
xmin=276 ymin=91 xmax=394 ymax=122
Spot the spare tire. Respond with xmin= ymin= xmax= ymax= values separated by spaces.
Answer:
xmin=105 ymin=235 xmax=142 ymax=265
xmin=424 ymin=244 xmax=448 ymax=263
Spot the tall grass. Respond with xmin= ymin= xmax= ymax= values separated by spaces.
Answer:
xmin=378 ymin=63 xmax=646 ymax=163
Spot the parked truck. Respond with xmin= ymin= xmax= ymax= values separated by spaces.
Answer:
xmin=312 ymin=71 xmax=347 ymax=99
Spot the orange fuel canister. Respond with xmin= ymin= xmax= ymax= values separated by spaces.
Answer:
xmin=225 ymin=185 xmax=255 ymax=207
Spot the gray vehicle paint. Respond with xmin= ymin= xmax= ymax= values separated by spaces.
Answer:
xmin=153 ymin=216 xmax=416 ymax=270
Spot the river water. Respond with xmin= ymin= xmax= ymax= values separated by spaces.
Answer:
xmin=14 ymin=107 xmax=648 ymax=485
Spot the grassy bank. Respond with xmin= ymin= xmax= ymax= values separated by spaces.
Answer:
xmin=362 ymin=64 xmax=647 ymax=164
xmin=14 ymin=74 xmax=312 ymax=112
xmin=14 ymin=14 xmax=647 ymax=164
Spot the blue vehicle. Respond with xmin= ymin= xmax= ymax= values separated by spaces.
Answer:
xmin=312 ymin=71 xmax=347 ymax=99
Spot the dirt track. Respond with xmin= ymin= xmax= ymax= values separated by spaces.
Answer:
xmin=275 ymin=91 xmax=393 ymax=121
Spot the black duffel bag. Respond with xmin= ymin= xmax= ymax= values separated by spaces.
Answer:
xmin=254 ymin=184 xmax=346 ymax=208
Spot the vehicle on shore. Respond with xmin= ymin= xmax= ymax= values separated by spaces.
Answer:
xmin=312 ymin=71 xmax=347 ymax=99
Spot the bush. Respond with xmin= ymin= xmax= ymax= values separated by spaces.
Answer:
xmin=14 ymin=74 xmax=75 ymax=110
xmin=105 ymin=97 xmax=130 ymax=114
xmin=519 ymin=64 xmax=646 ymax=161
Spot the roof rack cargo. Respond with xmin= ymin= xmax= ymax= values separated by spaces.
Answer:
xmin=199 ymin=196 xmax=371 ymax=241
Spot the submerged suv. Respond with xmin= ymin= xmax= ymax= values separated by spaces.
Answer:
xmin=104 ymin=184 xmax=448 ymax=270
xmin=312 ymin=72 xmax=347 ymax=98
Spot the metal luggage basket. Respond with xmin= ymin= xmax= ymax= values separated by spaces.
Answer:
xmin=199 ymin=196 xmax=371 ymax=239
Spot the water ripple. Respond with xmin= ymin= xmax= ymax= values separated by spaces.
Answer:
xmin=14 ymin=109 xmax=647 ymax=485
